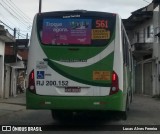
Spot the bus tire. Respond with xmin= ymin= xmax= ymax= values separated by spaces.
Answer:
xmin=130 ymin=91 xmax=133 ymax=103
xmin=126 ymin=95 xmax=130 ymax=111
xmin=121 ymin=111 xmax=127 ymax=120
xmin=121 ymin=96 xmax=129 ymax=120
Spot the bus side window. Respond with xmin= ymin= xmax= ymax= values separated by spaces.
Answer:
xmin=122 ymin=30 xmax=127 ymax=65
xmin=122 ymin=27 xmax=130 ymax=67
xmin=129 ymin=50 xmax=132 ymax=71
xmin=126 ymin=37 xmax=129 ymax=66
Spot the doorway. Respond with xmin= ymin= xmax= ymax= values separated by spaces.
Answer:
xmin=143 ymin=62 xmax=152 ymax=95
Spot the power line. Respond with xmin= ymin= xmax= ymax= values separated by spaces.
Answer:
xmin=3 ymin=0 xmax=32 ymax=24
xmin=0 ymin=20 xmax=29 ymax=38
xmin=0 ymin=0 xmax=32 ymax=39
xmin=0 ymin=9 xmax=30 ymax=32
xmin=6 ymin=0 xmax=32 ymax=23
xmin=143 ymin=0 xmax=150 ymax=3
xmin=0 ymin=12 xmax=17 ymax=28
xmin=0 ymin=19 xmax=14 ymax=31
xmin=5 ymin=0 xmax=32 ymax=24
xmin=0 ymin=2 xmax=30 ymax=28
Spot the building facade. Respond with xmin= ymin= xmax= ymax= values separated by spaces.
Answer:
xmin=4 ymin=39 xmax=29 ymax=98
xmin=0 ymin=25 xmax=15 ymax=98
xmin=124 ymin=0 xmax=160 ymax=96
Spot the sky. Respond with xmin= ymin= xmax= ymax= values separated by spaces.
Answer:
xmin=13 ymin=0 xmax=153 ymax=19
xmin=0 ymin=0 xmax=153 ymax=38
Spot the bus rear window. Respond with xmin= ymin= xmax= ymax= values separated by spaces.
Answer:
xmin=42 ymin=19 xmax=92 ymax=45
xmin=38 ymin=12 xmax=116 ymax=46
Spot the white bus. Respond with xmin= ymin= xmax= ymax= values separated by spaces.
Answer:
xmin=27 ymin=10 xmax=133 ymax=120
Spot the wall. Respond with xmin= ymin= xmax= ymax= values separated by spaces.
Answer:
xmin=153 ymin=6 xmax=160 ymax=59
xmin=152 ymin=5 xmax=160 ymax=95
xmin=135 ymin=64 xmax=143 ymax=94
xmin=4 ymin=65 xmax=11 ymax=98
xmin=10 ymin=68 xmax=17 ymax=97
xmin=0 ymin=40 xmax=5 ymax=98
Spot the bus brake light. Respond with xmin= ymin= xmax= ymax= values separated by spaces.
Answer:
xmin=31 ymin=72 xmax=34 ymax=79
xmin=110 ymin=71 xmax=119 ymax=95
xmin=112 ymin=73 xmax=116 ymax=81
xmin=28 ymin=70 xmax=36 ymax=93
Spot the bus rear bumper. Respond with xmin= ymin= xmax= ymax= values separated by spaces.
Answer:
xmin=26 ymin=90 xmax=124 ymax=111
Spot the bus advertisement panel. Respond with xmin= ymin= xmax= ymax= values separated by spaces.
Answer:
xmin=42 ymin=19 xmax=92 ymax=45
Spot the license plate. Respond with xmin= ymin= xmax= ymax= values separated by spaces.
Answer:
xmin=65 ymin=87 xmax=81 ymax=93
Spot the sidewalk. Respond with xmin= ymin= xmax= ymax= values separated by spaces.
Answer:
xmin=0 ymin=93 xmax=26 ymax=117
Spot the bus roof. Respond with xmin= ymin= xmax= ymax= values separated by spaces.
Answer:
xmin=36 ymin=10 xmax=117 ymax=18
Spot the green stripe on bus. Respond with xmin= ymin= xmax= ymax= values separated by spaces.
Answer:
xmin=40 ymin=31 xmax=115 ymax=61
xmin=47 ymin=52 xmax=114 ymax=87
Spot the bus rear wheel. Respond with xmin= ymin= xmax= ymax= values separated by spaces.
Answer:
xmin=51 ymin=110 xmax=73 ymax=121
xmin=121 ymin=111 xmax=127 ymax=120
xmin=121 ymin=96 xmax=129 ymax=120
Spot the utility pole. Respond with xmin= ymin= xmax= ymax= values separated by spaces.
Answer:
xmin=13 ymin=28 xmax=16 ymax=38
xmin=158 ymin=0 xmax=160 ymax=95
xmin=39 ymin=0 xmax=42 ymax=13
xmin=26 ymin=33 xmax=28 ymax=39
xmin=154 ymin=0 xmax=160 ymax=95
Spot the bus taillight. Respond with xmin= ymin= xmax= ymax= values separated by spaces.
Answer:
xmin=110 ymin=71 xmax=119 ymax=95
xmin=28 ymin=70 xmax=36 ymax=93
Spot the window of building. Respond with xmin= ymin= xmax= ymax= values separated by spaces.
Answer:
xmin=143 ymin=28 xmax=145 ymax=43
xmin=136 ymin=32 xmax=139 ymax=42
xmin=147 ymin=26 xmax=150 ymax=38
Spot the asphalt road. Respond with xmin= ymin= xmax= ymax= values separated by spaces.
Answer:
xmin=0 ymin=94 xmax=160 ymax=134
